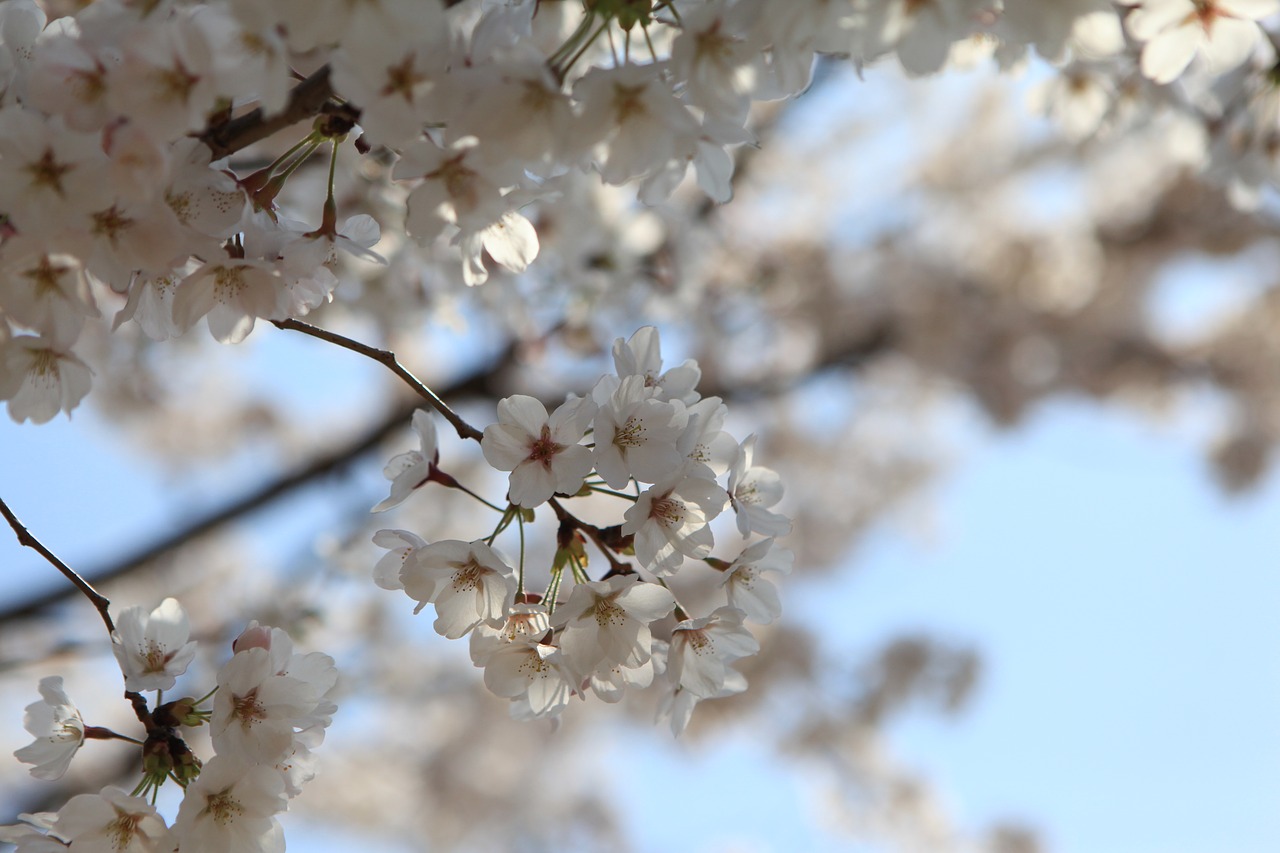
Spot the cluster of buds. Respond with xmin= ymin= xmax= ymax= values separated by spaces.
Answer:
xmin=374 ymin=327 xmax=792 ymax=733
xmin=3 ymin=600 xmax=337 ymax=853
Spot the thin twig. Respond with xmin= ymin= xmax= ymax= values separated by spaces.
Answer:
xmin=272 ymin=318 xmax=485 ymax=442
xmin=548 ymin=497 xmax=633 ymax=578
xmin=0 ymin=497 xmax=116 ymax=635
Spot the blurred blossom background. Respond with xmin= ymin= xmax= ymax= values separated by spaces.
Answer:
xmin=2 ymin=52 xmax=1279 ymax=853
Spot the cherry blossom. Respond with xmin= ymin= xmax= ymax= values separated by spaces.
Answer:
xmin=481 ymin=394 xmax=596 ymax=507
xmin=111 ymin=597 xmax=198 ymax=693
xmin=53 ymin=787 xmax=174 ymax=853
xmin=622 ymin=474 xmax=728 ymax=576
xmin=719 ymin=538 xmax=794 ymax=624
xmin=1127 ymin=0 xmax=1280 ymax=84
xmin=14 ymin=676 xmax=85 ymax=781
xmin=591 ymin=374 xmax=689 ymax=489
xmin=726 ymin=435 xmax=791 ymax=538
xmin=552 ymin=575 xmax=675 ymax=680
xmin=0 ymin=330 xmax=92 ymax=424
xmin=400 ymin=539 xmax=517 ymax=639
xmin=172 ymin=757 xmax=286 ymax=853
xmin=666 ymin=606 xmax=759 ymax=701
xmin=372 ymin=409 xmax=439 ymax=513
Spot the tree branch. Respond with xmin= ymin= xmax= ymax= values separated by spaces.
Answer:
xmin=272 ymin=318 xmax=485 ymax=442
xmin=200 ymin=66 xmax=344 ymax=162
xmin=0 ymin=497 xmax=116 ymax=636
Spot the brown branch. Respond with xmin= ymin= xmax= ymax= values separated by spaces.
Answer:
xmin=273 ymin=318 xmax=485 ymax=442
xmin=0 ymin=348 xmax=515 ymax=626
xmin=195 ymin=0 xmax=480 ymax=161
xmin=0 ymin=497 xmax=116 ymax=636
xmin=199 ymin=66 xmax=343 ymax=162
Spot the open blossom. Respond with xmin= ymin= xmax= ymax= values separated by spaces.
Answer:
xmin=0 ymin=812 xmax=64 ymax=852
xmin=1127 ymin=0 xmax=1280 ymax=84
xmin=211 ymin=631 xmax=337 ymax=767
xmin=622 ymin=474 xmax=728 ymax=576
xmin=552 ymin=575 xmax=675 ymax=680
xmin=171 ymin=259 xmax=282 ymax=344
xmin=481 ymin=394 xmax=596 ymax=507
xmin=0 ymin=330 xmax=92 ymax=424
xmin=592 ymin=374 xmax=689 ymax=489
xmin=400 ymin=539 xmax=517 ymax=639
xmin=727 ymin=435 xmax=791 ymax=538
xmin=666 ymin=606 xmax=759 ymax=700
xmin=14 ymin=676 xmax=84 ymax=781
xmin=611 ymin=326 xmax=701 ymax=405
xmin=371 ymin=528 xmax=427 ymax=590
xmin=112 ymin=597 xmax=198 ymax=692
xmin=719 ymin=538 xmax=794 ymax=624
xmin=54 ymin=787 xmax=174 ymax=853
xmin=172 ymin=757 xmax=285 ymax=853
xmin=372 ymin=409 xmax=438 ymax=512
xmin=479 ymin=636 xmax=573 ymax=720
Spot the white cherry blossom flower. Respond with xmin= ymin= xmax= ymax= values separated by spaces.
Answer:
xmin=105 ymin=11 xmax=219 ymax=142
xmin=1127 ymin=0 xmax=1279 ymax=84
xmin=171 ymin=259 xmax=281 ymax=344
xmin=210 ymin=644 xmax=334 ymax=767
xmin=573 ymin=63 xmax=700 ymax=186
xmin=0 ymin=105 xmax=111 ymax=235
xmin=0 ymin=331 xmax=92 ymax=424
xmin=482 ymin=394 xmax=596 ymax=507
xmin=400 ymin=539 xmax=517 ymax=639
xmin=54 ymin=787 xmax=173 ymax=853
xmin=669 ymin=1 xmax=758 ymax=121
xmin=0 ymin=239 xmax=97 ymax=341
xmin=26 ymin=27 xmax=115 ymax=133
xmin=551 ymin=575 xmax=675 ymax=680
xmin=394 ymin=137 xmax=524 ymax=245
xmin=611 ymin=326 xmax=701 ymax=405
xmin=0 ymin=811 xmax=65 ymax=852
xmin=666 ymin=606 xmax=758 ymax=700
xmin=727 ymin=435 xmax=790 ymax=538
xmin=445 ymin=59 xmax=575 ymax=173
xmin=592 ymin=374 xmax=689 ymax=489
xmin=111 ymin=597 xmax=198 ymax=692
xmin=719 ymin=538 xmax=793 ymax=624
xmin=371 ymin=525 xmax=424 ymax=591
xmin=587 ymin=656 xmax=655 ymax=703
xmin=677 ymin=396 xmax=737 ymax=478
xmin=372 ymin=409 xmax=438 ymax=512
xmin=112 ymin=266 xmax=188 ymax=341
xmin=0 ymin=0 xmax=46 ymax=105
xmin=658 ymin=669 xmax=747 ymax=737
xmin=172 ymin=757 xmax=286 ymax=853
xmin=623 ymin=474 xmax=727 ymax=576
xmin=14 ymin=676 xmax=84 ymax=781
xmin=480 ymin=638 xmax=572 ymax=720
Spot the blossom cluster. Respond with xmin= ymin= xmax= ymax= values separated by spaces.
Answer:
xmin=2 ymin=0 xmax=1279 ymax=421
xmin=374 ymin=327 xmax=792 ymax=733
xmin=4 ymin=600 xmax=337 ymax=853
